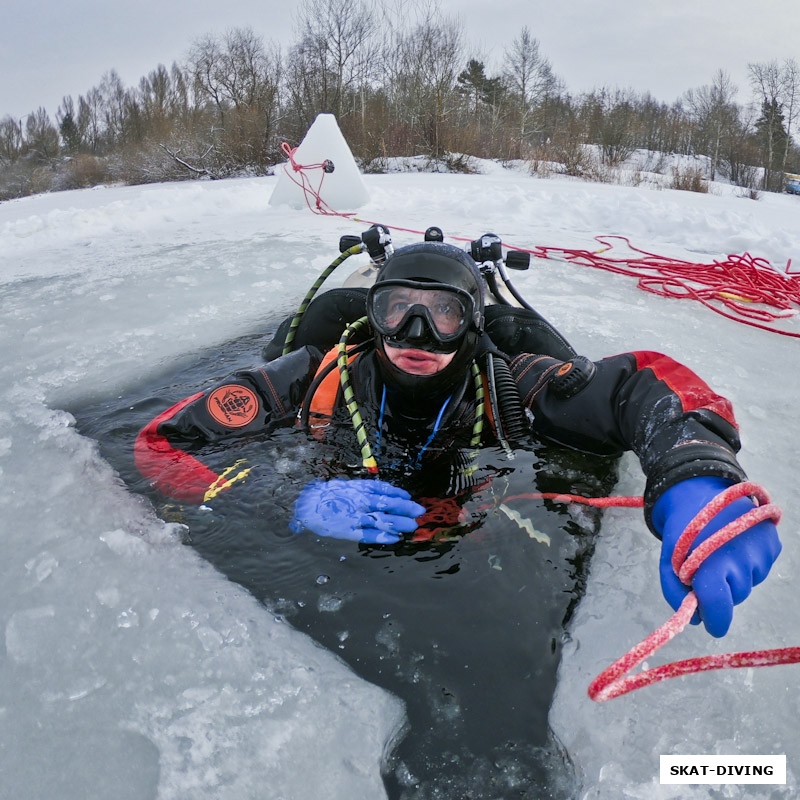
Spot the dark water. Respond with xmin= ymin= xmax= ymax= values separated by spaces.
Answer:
xmin=70 ymin=329 xmax=619 ymax=800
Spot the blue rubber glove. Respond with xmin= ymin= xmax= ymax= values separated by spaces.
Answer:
xmin=652 ymin=476 xmax=781 ymax=637
xmin=289 ymin=478 xmax=427 ymax=544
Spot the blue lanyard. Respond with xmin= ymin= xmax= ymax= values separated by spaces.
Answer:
xmin=375 ymin=385 xmax=453 ymax=467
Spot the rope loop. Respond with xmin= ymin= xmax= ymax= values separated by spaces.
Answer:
xmin=587 ymin=481 xmax=793 ymax=702
xmin=671 ymin=482 xmax=779 ymax=585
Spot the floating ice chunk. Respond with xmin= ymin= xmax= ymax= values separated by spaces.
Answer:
xmin=100 ymin=529 xmax=150 ymax=557
xmin=5 ymin=606 xmax=57 ymax=663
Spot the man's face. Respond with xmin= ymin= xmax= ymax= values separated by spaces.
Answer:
xmin=371 ymin=283 xmax=472 ymax=376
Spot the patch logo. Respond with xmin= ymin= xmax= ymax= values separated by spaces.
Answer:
xmin=207 ymin=385 xmax=259 ymax=428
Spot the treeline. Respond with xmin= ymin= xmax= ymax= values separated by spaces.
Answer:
xmin=2 ymin=0 xmax=799 ymax=201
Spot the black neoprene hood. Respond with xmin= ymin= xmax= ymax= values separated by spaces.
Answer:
xmin=370 ymin=242 xmax=486 ymax=399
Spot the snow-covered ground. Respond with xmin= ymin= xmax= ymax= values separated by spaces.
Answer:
xmin=1 ymin=160 xmax=799 ymax=799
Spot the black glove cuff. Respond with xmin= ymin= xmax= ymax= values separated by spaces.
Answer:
xmin=643 ymin=441 xmax=747 ymax=535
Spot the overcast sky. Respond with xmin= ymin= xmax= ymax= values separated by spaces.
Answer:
xmin=3 ymin=0 xmax=800 ymax=122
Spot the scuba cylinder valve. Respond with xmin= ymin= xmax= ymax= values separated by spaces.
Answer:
xmin=469 ymin=232 xmax=533 ymax=310
xmin=341 ymin=224 xmax=393 ymax=289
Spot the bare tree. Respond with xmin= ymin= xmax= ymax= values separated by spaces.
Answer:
xmin=633 ymin=94 xmax=687 ymax=157
xmin=139 ymin=65 xmax=172 ymax=127
xmin=99 ymin=69 xmax=131 ymax=145
xmin=781 ymin=58 xmax=800 ymax=175
xmin=169 ymin=62 xmax=191 ymax=121
xmin=288 ymin=0 xmax=378 ymax=124
xmin=503 ymin=26 xmax=557 ymax=150
xmin=25 ymin=108 xmax=59 ymax=161
xmin=186 ymin=28 xmax=282 ymax=167
xmin=386 ymin=2 xmax=464 ymax=158
xmin=78 ymin=87 xmax=104 ymax=153
xmin=187 ymin=30 xmax=281 ymax=116
xmin=217 ymin=28 xmax=279 ymax=111
xmin=578 ymin=89 xmax=638 ymax=167
xmin=684 ymin=69 xmax=739 ymax=180
xmin=0 ymin=115 xmax=25 ymax=164
xmin=187 ymin=34 xmax=227 ymax=120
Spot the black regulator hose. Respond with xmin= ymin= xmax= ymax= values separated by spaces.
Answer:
xmin=485 ymin=271 xmax=512 ymax=306
xmin=486 ymin=353 xmax=508 ymax=453
xmin=490 ymin=354 xmax=528 ymax=443
xmin=497 ymin=260 xmax=536 ymax=312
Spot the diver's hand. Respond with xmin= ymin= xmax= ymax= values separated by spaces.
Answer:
xmin=652 ymin=477 xmax=781 ymax=637
xmin=289 ymin=479 xmax=426 ymax=544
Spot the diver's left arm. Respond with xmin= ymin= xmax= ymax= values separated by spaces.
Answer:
xmin=511 ymin=349 xmax=781 ymax=636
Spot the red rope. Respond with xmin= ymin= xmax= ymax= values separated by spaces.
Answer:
xmin=477 ymin=485 xmax=798 ymax=699
xmin=277 ymin=143 xmax=800 ymax=338
xmin=279 ymin=142 xmax=355 ymax=218
xmin=516 ymin=235 xmax=800 ymax=339
xmin=583 ymin=482 xmax=799 ymax=701
xmin=477 ymin=492 xmax=644 ymax=511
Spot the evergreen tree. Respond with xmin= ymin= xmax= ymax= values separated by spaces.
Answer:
xmin=456 ymin=59 xmax=504 ymax=115
xmin=59 ymin=111 xmax=82 ymax=154
xmin=754 ymin=98 xmax=788 ymax=190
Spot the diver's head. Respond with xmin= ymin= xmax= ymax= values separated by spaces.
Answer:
xmin=366 ymin=241 xmax=485 ymax=398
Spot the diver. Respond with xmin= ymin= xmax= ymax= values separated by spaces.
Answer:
xmin=135 ymin=238 xmax=781 ymax=639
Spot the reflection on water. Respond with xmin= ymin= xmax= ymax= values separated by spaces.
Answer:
xmin=72 ymin=330 xmax=619 ymax=799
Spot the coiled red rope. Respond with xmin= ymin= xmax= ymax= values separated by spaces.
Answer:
xmin=515 ymin=235 xmax=800 ymax=339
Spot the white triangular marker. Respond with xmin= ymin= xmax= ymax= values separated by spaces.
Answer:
xmin=269 ymin=113 xmax=370 ymax=212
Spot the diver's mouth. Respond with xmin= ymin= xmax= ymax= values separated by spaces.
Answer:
xmin=403 ymin=349 xmax=436 ymax=362
xmin=389 ymin=348 xmax=448 ymax=375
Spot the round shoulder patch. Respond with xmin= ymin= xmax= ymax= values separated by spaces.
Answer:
xmin=206 ymin=384 xmax=259 ymax=428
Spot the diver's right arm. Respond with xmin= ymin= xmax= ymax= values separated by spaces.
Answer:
xmin=134 ymin=347 xmax=322 ymax=502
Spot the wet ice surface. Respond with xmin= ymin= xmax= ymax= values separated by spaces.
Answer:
xmin=1 ymin=166 xmax=799 ymax=798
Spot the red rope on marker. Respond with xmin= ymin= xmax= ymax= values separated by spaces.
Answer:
xmin=586 ymin=482 xmax=799 ymax=702
xmin=279 ymin=142 xmax=355 ymax=218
